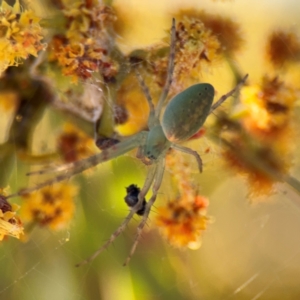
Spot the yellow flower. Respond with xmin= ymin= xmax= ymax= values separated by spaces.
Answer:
xmin=0 ymin=90 xmax=19 ymax=111
xmin=156 ymin=196 xmax=209 ymax=248
xmin=221 ymin=139 xmax=286 ymax=197
xmin=21 ymin=183 xmax=77 ymax=231
xmin=57 ymin=123 xmax=97 ymax=163
xmin=156 ymin=145 xmax=211 ymax=248
xmin=0 ymin=194 xmax=24 ymax=241
xmin=216 ymin=76 xmax=297 ymax=197
xmin=266 ymin=30 xmax=300 ymax=67
xmin=176 ymin=10 xmax=244 ymax=57
xmin=241 ymin=77 xmax=297 ymax=137
xmin=62 ymin=1 xmax=116 ymax=41
xmin=171 ymin=13 xmax=223 ymax=92
xmin=0 ymin=0 xmax=46 ymax=73
xmin=48 ymin=2 xmax=118 ymax=82
xmin=129 ymin=15 xmax=221 ymax=97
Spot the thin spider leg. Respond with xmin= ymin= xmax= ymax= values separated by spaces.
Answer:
xmin=171 ymin=144 xmax=203 ymax=173
xmin=123 ymin=158 xmax=165 ymax=266
xmin=8 ymin=132 xmax=148 ymax=198
xmin=75 ymin=209 xmax=137 ymax=267
xmin=209 ymin=74 xmax=248 ymax=113
xmin=134 ymin=69 xmax=157 ymax=128
xmin=136 ymin=145 xmax=143 ymax=160
xmin=136 ymin=163 xmax=158 ymax=203
xmin=136 ymin=146 xmax=153 ymax=165
xmin=155 ymin=18 xmax=176 ymax=117
xmin=27 ymin=138 xmax=124 ymax=177
xmin=27 ymin=164 xmax=74 ymax=176
xmin=76 ymin=164 xmax=158 ymax=267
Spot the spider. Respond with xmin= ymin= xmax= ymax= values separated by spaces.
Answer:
xmin=12 ymin=19 xmax=248 ymax=266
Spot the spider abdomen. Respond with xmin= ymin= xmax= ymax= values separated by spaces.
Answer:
xmin=162 ymin=83 xmax=214 ymax=143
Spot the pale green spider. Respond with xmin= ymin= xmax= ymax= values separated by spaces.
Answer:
xmin=14 ymin=19 xmax=248 ymax=265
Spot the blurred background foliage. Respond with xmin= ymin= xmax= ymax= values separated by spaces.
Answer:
xmin=1 ymin=0 xmax=300 ymax=299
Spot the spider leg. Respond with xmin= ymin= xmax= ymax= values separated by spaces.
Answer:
xmin=123 ymin=158 xmax=165 ymax=266
xmin=8 ymin=132 xmax=148 ymax=198
xmin=76 ymin=163 xmax=158 ymax=267
xmin=135 ymin=70 xmax=154 ymax=111
xmin=155 ymin=18 xmax=176 ymax=117
xmin=26 ymin=164 xmax=74 ymax=176
xmin=75 ymin=208 xmax=137 ymax=267
xmin=171 ymin=144 xmax=203 ymax=173
xmin=209 ymin=74 xmax=249 ymax=114
xmin=134 ymin=69 xmax=158 ymax=129
xmin=136 ymin=145 xmax=144 ymax=160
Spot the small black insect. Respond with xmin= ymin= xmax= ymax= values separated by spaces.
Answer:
xmin=124 ymin=184 xmax=147 ymax=216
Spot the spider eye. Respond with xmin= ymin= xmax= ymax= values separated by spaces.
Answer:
xmin=198 ymin=86 xmax=209 ymax=96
